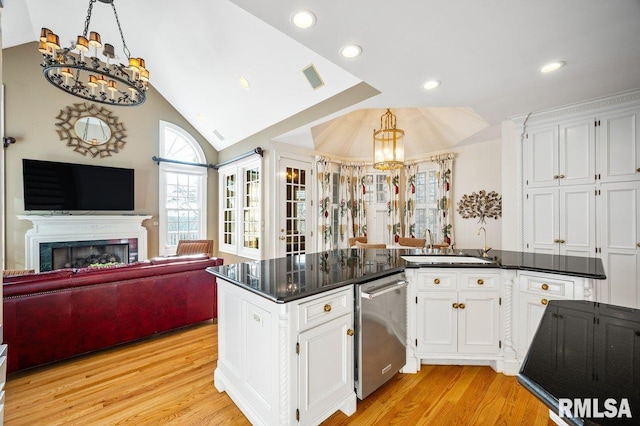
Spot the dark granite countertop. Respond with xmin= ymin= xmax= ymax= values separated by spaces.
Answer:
xmin=207 ymin=248 xmax=606 ymax=303
xmin=518 ymin=300 xmax=639 ymax=426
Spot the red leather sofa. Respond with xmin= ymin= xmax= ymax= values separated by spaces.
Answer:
xmin=2 ymin=254 xmax=223 ymax=373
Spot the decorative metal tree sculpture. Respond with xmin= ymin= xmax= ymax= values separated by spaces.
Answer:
xmin=457 ymin=190 xmax=502 ymax=223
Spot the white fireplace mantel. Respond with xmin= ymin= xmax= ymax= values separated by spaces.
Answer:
xmin=18 ymin=215 xmax=152 ymax=272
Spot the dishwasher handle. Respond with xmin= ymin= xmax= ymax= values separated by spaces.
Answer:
xmin=361 ymin=280 xmax=407 ymax=299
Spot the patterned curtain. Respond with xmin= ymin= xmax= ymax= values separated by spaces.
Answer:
xmin=386 ymin=170 xmax=401 ymax=244
xmin=337 ymin=164 xmax=353 ymax=248
xmin=403 ymin=162 xmax=417 ymax=237
xmin=317 ymin=158 xmax=332 ymax=251
xmin=352 ymin=164 xmax=367 ymax=238
xmin=436 ymin=157 xmax=454 ymax=245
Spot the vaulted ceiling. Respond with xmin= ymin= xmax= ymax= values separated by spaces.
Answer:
xmin=3 ymin=0 xmax=640 ymax=157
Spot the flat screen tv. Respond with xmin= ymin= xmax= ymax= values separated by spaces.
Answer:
xmin=22 ymin=159 xmax=135 ymax=211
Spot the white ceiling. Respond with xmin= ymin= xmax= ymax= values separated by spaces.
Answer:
xmin=3 ymin=0 xmax=640 ymax=154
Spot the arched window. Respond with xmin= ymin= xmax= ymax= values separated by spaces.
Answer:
xmin=158 ymin=121 xmax=208 ymax=255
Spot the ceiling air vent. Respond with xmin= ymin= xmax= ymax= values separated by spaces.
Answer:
xmin=212 ymin=129 xmax=225 ymax=141
xmin=302 ymin=64 xmax=324 ymax=90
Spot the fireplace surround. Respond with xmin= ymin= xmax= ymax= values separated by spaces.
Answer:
xmin=18 ymin=215 xmax=152 ymax=272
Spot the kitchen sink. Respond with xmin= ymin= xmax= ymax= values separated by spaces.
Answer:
xmin=401 ymin=255 xmax=496 ymax=265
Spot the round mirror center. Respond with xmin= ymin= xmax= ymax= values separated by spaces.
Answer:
xmin=74 ymin=116 xmax=111 ymax=145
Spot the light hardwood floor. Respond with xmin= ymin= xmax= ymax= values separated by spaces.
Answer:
xmin=4 ymin=321 xmax=553 ymax=425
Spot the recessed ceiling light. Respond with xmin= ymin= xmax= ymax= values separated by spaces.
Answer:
xmin=238 ymin=76 xmax=250 ymax=89
xmin=539 ymin=61 xmax=565 ymax=73
xmin=340 ymin=44 xmax=362 ymax=58
xmin=290 ymin=10 xmax=316 ymax=29
xmin=422 ymin=80 xmax=440 ymax=90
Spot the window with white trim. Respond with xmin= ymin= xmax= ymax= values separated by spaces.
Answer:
xmin=158 ymin=121 xmax=207 ymax=255
xmin=414 ymin=162 xmax=439 ymax=242
xmin=218 ymin=156 xmax=261 ymax=259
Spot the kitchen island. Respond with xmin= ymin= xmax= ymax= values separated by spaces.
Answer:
xmin=518 ymin=300 xmax=639 ymax=426
xmin=207 ymin=248 xmax=606 ymax=425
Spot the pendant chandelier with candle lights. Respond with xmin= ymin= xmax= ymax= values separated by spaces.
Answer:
xmin=39 ymin=0 xmax=148 ymax=106
xmin=373 ymin=108 xmax=405 ymax=170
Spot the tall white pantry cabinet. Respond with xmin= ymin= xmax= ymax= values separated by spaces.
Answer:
xmin=518 ymin=89 xmax=640 ymax=309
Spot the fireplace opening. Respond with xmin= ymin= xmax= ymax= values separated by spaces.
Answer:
xmin=39 ymin=238 xmax=139 ymax=272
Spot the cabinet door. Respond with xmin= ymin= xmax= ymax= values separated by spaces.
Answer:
xmin=525 ymin=126 xmax=558 ymax=188
xmin=518 ymin=292 xmax=554 ymax=357
xmin=598 ymin=181 xmax=640 ymax=308
xmin=298 ymin=313 xmax=353 ymax=425
xmin=416 ymin=291 xmax=457 ymax=353
xmin=524 ymin=304 xmax=594 ymax=389
xmin=525 ymin=186 xmax=595 ymax=256
xmin=457 ymin=291 xmax=500 ymax=354
xmin=598 ymin=107 xmax=640 ymax=183
xmin=525 ymin=187 xmax=559 ymax=254
xmin=594 ymin=312 xmax=640 ymax=392
xmin=555 ymin=304 xmax=594 ymax=387
xmin=558 ymin=118 xmax=595 ymax=186
xmin=558 ymin=185 xmax=596 ymax=257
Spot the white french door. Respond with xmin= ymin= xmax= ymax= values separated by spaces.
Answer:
xmin=277 ymin=156 xmax=313 ymax=258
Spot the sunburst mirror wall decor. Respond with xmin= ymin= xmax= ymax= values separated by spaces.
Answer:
xmin=55 ymin=102 xmax=127 ymax=157
xmin=457 ymin=190 xmax=502 ymax=223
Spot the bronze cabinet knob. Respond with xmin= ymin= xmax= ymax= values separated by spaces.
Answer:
xmin=452 ymin=303 xmax=459 ymax=309
xmin=541 ymin=283 xmax=549 ymax=290
xmin=477 ymin=279 xmax=484 ymax=285
xmin=324 ymin=304 xmax=332 ymax=312
xmin=541 ymin=299 xmax=548 ymax=305
xmin=347 ymin=329 xmax=354 ymax=336
xmin=434 ymin=278 xmax=441 ymax=285
xmin=459 ymin=303 xmax=466 ymax=309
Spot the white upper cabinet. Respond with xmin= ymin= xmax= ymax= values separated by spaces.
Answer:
xmin=597 ymin=107 xmax=640 ymax=183
xmin=525 ymin=185 xmax=596 ymax=256
xmin=525 ymin=117 xmax=595 ymax=188
xmin=597 ymin=181 xmax=640 ymax=309
xmin=520 ymin=89 xmax=640 ymax=309
xmin=559 ymin=119 xmax=596 ymax=186
xmin=526 ymin=126 xmax=558 ymax=188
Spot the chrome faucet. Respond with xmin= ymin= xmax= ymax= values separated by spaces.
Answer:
xmin=477 ymin=227 xmax=491 ymax=257
xmin=424 ymin=229 xmax=435 ymax=253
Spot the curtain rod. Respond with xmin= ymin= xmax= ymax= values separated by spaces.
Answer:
xmin=213 ymin=147 xmax=263 ymax=170
xmin=151 ymin=156 xmax=215 ymax=169
xmin=430 ymin=153 xmax=456 ymax=161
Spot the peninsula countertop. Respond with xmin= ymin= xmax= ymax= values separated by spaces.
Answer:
xmin=206 ymin=248 xmax=606 ymax=303
xmin=518 ymin=300 xmax=639 ymax=425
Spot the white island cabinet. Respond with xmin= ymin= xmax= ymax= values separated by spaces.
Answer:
xmin=403 ymin=266 xmax=598 ymax=376
xmin=214 ymin=278 xmax=356 ymax=426
xmin=405 ymin=268 xmax=504 ymax=372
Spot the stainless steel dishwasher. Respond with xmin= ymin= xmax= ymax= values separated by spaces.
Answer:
xmin=355 ymin=272 xmax=407 ymax=399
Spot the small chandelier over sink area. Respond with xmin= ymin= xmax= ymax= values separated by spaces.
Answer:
xmin=38 ymin=0 xmax=148 ymax=106
xmin=373 ymin=108 xmax=405 ymax=170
